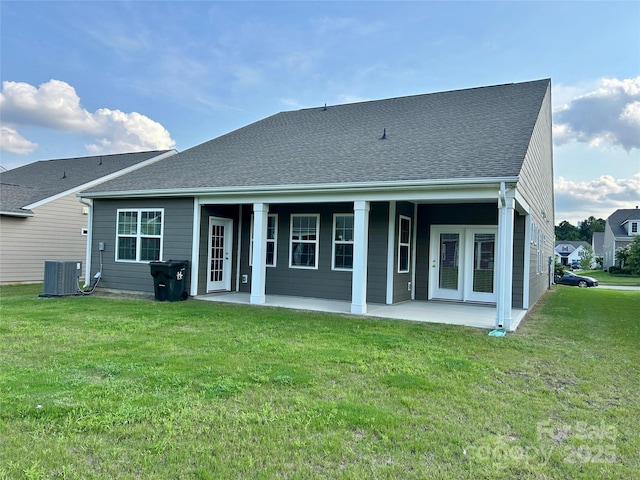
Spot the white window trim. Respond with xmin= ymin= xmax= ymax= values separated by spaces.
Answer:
xmin=289 ymin=213 xmax=320 ymax=270
xmin=332 ymin=213 xmax=354 ymax=271
xmin=397 ymin=215 xmax=411 ymax=274
xmin=249 ymin=214 xmax=278 ymax=267
xmin=115 ymin=208 xmax=164 ymax=263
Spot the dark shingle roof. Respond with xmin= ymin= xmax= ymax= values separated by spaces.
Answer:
xmin=606 ymin=208 xmax=640 ymax=237
xmin=83 ymin=79 xmax=550 ymax=196
xmin=1 ymin=151 xmax=172 ymax=215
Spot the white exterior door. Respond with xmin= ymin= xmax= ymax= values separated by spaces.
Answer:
xmin=207 ymin=217 xmax=233 ymax=292
xmin=429 ymin=226 xmax=497 ymax=303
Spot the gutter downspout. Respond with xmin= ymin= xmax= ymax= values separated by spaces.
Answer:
xmin=79 ymin=197 xmax=93 ymax=288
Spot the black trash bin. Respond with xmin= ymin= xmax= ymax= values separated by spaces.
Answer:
xmin=149 ymin=260 xmax=189 ymax=301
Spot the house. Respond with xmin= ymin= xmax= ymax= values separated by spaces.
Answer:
xmin=554 ymin=240 xmax=592 ymax=268
xmin=0 ymin=150 xmax=176 ymax=284
xmin=78 ymin=79 xmax=554 ymax=331
xmin=592 ymin=231 xmax=604 ymax=264
xmin=602 ymin=207 xmax=640 ymax=270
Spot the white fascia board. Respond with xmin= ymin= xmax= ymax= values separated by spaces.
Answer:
xmin=82 ymin=176 xmax=519 ymax=204
xmin=0 ymin=210 xmax=35 ymax=217
xmin=513 ymin=189 xmax=530 ymax=215
xmin=21 ymin=149 xmax=177 ymax=208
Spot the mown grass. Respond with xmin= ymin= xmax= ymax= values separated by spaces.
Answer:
xmin=0 ymin=284 xmax=638 ymax=479
xmin=579 ymin=269 xmax=640 ymax=286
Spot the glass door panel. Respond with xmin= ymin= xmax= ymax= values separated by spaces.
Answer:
xmin=439 ymin=233 xmax=460 ymax=290
xmin=472 ymin=233 xmax=495 ymax=294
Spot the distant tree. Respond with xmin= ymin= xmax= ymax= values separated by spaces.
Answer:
xmin=578 ymin=216 xmax=606 ymax=242
xmin=595 ymin=256 xmax=603 ymax=270
xmin=555 ymin=221 xmax=581 ymax=241
xmin=615 ymin=245 xmax=630 ymax=269
xmin=627 ymin=236 xmax=640 ymax=276
xmin=579 ymin=246 xmax=594 ymax=270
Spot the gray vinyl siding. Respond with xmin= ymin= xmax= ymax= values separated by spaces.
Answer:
xmin=392 ymin=202 xmax=415 ymax=303
xmin=366 ymin=202 xmax=389 ymax=304
xmin=235 ymin=202 xmax=389 ymax=303
xmin=515 ymin=83 xmax=555 ymax=307
xmin=512 ymin=213 xmax=526 ymax=309
xmin=602 ymin=225 xmax=616 ymax=269
xmin=263 ymin=203 xmax=353 ymax=301
xmin=91 ymin=198 xmax=194 ymax=293
xmin=0 ymin=193 xmax=89 ymax=284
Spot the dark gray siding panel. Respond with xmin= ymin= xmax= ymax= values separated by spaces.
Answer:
xmin=512 ymin=213 xmax=525 ymax=309
xmin=366 ymin=202 xmax=389 ymax=304
xmin=393 ymin=202 xmax=415 ymax=303
xmin=238 ymin=203 xmax=353 ymax=301
xmin=415 ymin=206 xmax=430 ymax=301
xmin=91 ymin=198 xmax=194 ymax=293
xmin=237 ymin=202 xmax=389 ymax=303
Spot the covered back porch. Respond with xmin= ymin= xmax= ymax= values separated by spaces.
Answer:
xmin=195 ymin=292 xmax=528 ymax=331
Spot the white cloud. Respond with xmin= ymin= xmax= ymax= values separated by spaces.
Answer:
xmin=0 ymin=79 xmax=175 ymax=155
xmin=553 ymin=77 xmax=640 ymax=151
xmin=554 ymin=174 xmax=640 ymax=223
xmin=0 ymin=126 xmax=38 ymax=154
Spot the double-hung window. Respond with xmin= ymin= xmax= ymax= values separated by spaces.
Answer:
xmin=116 ymin=209 xmax=163 ymax=262
xmin=332 ymin=214 xmax=354 ymax=270
xmin=290 ymin=214 xmax=319 ymax=268
xmin=398 ymin=215 xmax=411 ymax=273
xmin=249 ymin=214 xmax=278 ymax=266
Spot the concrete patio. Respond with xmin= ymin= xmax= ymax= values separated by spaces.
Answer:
xmin=195 ymin=292 xmax=528 ymax=331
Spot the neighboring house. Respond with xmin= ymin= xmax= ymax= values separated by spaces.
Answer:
xmin=79 ymin=79 xmax=555 ymax=330
xmin=602 ymin=207 xmax=640 ymax=270
xmin=554 ymin=240 xmax=592 ymax=268
xmin=0 ymin=150 xmax=177 ymax=284
xmin=592 ymin=231 xmax=604 ymax=264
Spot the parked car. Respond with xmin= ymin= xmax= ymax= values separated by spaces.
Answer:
xmin=570 ymin=260 xmax=581 ymax=270
xmin=554 ymin=271 xmax=598 ymax=288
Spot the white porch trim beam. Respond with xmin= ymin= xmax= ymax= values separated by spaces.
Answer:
xmin=250 ymin=203 xmax=269 ymax=305
xmin=351 ymin=201 xmax=370 ymax=314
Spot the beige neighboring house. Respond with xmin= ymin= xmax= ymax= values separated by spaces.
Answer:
xmin=0 ymin=150 xmax=176 ymax=284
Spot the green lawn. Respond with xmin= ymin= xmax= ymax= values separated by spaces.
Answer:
xmin=1 ymin=284 xmax=638 ymax=479
xmin=579 ymin=269 xmax=640 ymax=286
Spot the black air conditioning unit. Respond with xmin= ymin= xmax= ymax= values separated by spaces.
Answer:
xmin=42 ymin=260 xmax=81 ymax=296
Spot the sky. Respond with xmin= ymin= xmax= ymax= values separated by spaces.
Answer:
xmin=1 ymin=1 xmax=639 ymax=225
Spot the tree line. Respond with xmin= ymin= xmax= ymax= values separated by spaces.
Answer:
xmin=555 ymin=216 xmax=605 ymax=242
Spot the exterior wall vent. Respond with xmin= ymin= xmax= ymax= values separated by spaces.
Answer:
xmin=42 ymin=260 xmax=81 ymax=296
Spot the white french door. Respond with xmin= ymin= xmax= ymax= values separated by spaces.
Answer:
xmin=429 ymin=226 xmax=497 ymax=303
xmin=207 ymin=217 xmax=233 ymax=292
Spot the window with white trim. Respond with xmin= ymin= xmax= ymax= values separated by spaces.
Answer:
xmin=398 ymin=215 xmax=411 ymax=273
xmin=116 ymin=209 xmax=163 ymax=262
xmin=632 ymin=222 xmax=638 ymax=234
xmin=249 ymin=214 xmax=277 ymax=267
xmin=290 ymin=214 xmax=319 ymax=269
xmin=332 ymin=214 xmax=354 ymax=270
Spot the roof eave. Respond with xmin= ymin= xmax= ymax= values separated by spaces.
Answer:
xmin=0 ymin=210 xmax=35 ymax=217
xmin=79 ymin=176 xmax=520 ymax=200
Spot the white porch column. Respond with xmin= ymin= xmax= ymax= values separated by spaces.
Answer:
xmin=496 ymin=187 xmax=515 ymax=330
xmin=250 ymin=203 xmax=269 ymax=305
xmin=351 ymin=201 xmax=370 ymax=314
